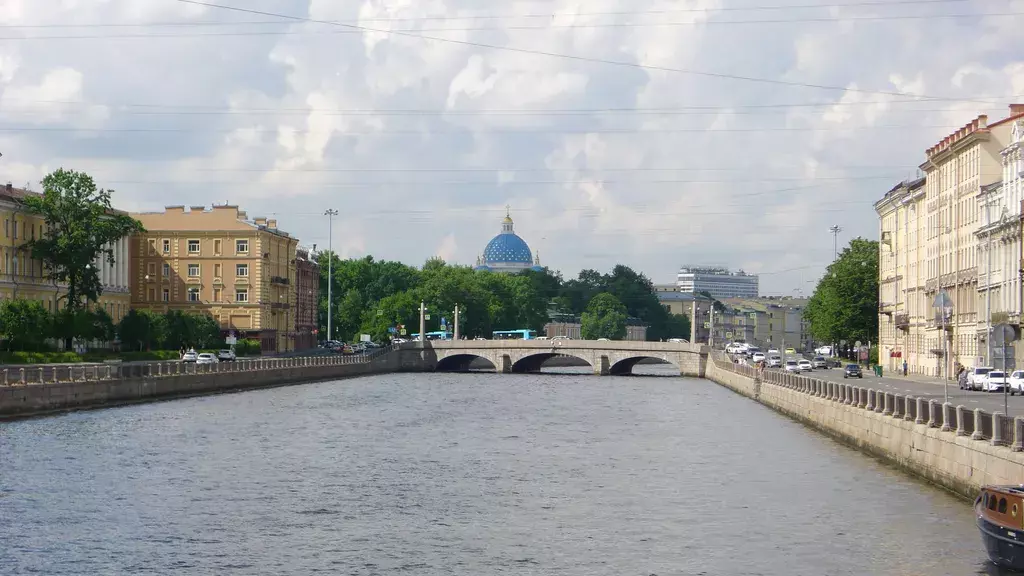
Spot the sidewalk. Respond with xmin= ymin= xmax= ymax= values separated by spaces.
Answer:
xmin=875 ymin=370 xmax=954 ymax=388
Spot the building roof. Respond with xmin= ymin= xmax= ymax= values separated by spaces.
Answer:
xmin=132 ymin=204 xmax=295 ymax=239
xmin=479 ymin=207 xmax=535 ymax=265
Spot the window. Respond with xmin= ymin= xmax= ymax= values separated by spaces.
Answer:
xmin=236 ymin=263 xmax=248 ymax=277
xmin=214 ymin=263 xmax=222 ymax=278
xmin=162 ymin=288 xmax=169 ymax=302
xmin=162 ymin=239 xmax=170 ymax=254
xmin=163 ymin=263 xmax=170 ymax=278
xmin=235 ymin=289 xmax=248 ymax=303
xmin=214 ymin=239 xmax=222 ymax=255
xmin=147 ymin=262 xmax=156 ymax=276
xmin=214 ymin=288 xmax=222 ymax=302
xmin=3 ymin=219 xmax=7 ymax=238
xmin=188 ymin=287 xmax=200 ymax=302
xmin=188 ymin=239 xmax=200 ymax=253
xmin=236 ymin=239 xmax=249 ymax=254
xmin=188 ymin=263 xmax=200 ymax=277
xmin=148 ymin=288 xmax=156 ymax=302
xmin=12 ymin=220 xmax=17 ymax=240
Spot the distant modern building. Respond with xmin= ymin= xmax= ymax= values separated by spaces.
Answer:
xmin=676 ymin=266 xmax=759 ymax=299
xmin=474 ymin=206 xmax=543 ymax=274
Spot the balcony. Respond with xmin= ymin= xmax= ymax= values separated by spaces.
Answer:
xmin=895 ymin=313 xmax=910 ymax=330
xmin=270 ymin=275 xmax=290 ymax=286
xmin=879 ymin=302 xmax=895 ymax=316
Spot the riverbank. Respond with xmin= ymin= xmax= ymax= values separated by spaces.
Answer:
xmin=705 ymin=352 xmax=1024 ymax=500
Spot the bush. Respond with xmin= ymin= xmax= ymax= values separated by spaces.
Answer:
xmin=0 ymin=351 xmax=83 ymax=364
xmin=234 ymin=339 xmax=261 ymax=356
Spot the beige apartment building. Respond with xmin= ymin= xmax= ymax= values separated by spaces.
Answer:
xmin=130 ymin=205 xmax=299 ymax=354
xmin=877 ymin=105 xmax=1024 ymax=377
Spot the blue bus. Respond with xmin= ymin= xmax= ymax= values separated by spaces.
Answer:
xmin=411 ymin=331 xmax=453 ymax=341
xmin=492 ymin=329 xmax=537 ymax=340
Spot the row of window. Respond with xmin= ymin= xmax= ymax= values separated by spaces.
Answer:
xmin=3 ymin=219 xmax=44 ymax=241
xmin=147 ymin=287 xmax=249 ymax=303
xmin=150 ymin=237 xmax=249 ymax=256
xmin=147 ymin=262 xmax=249 ymax=278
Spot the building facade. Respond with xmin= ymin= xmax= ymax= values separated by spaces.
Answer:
xmin=0 ymin=184 xmax=131 ymax=325
xmin=676 ymin=266 xmax=758 ymax=299
xmin=474 ymin=207 xmax=543 ymax=274
xmin=876 ymin=105 xmax=1024 ymax=377
xmin=130 ymin=205 xmax=299 ymax=354
xmin=294 ymin=247 xmax=319 ymax=351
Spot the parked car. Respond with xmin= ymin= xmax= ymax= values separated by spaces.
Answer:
xmin=341 ymin=344 xmax=355 ymax=355
xmin=196 ymin=353 xmax=219 ymax=365
xmin=767 ymin=355 xmax=783 ymax=368
xmin=844 ymin=364 xmax=863 ymax=379
xmin=1010 ymin=370 xmax=1024 ymax=395
xmin=216 ymin=349 xmax=236 ymax=362
xmin=798 ymin=359 xmax=813 ymax=372
xmin=966 ymin=367 xmax=994 ymax=390
xmin=181 ymin=349 xmax=198 ymax=362
xmin=784 ymin=360 xmax=801 ymax=373
xmin=815 ymin=345 xmax=833 ymax=356
xmin=984 ymin=371 xmax=1008 ymax=393
xmin=668 ymin=338 xmax=688 ymax=343
xmin=812 ymin=356 xmax=828 ymax=369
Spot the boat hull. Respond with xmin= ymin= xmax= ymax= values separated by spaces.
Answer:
xmin=979 ymin=515 xmax=1024 ymax=571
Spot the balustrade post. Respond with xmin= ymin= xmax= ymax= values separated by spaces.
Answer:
xmin=892 ymin=394 xmax=904 ymax=418
xmin=972 ymin=409 xmax=986 ymax=440
xmin=38 ymin=368 xmax=45 ymax=384
xmin=847 ymin=385 xmax=856 ymax=405
xmin=956 ymin=405 xmax=969 ymax=435
xmin=1014 ymin=417 xmax=1024 ymax=452
xmin=992 ymin=413 xmax=1008 ymax=446
xmin=914 ymin=398 xmax=926 ymax=424
xmin=883 ymin=392 xmax=893 ymax=416
xmin=866 ymin=389 xmax=876 ymax=411
xmin=2 ymin=368 xmax=7 ymax=386
xmin=873 ymin=391 xmax=883 ymax=413
xmin=926 ymin=399 xmax=939 ymax=425
xmin=857 ymin=387 xmax=867 ymax=409
xmin=19 ymin=368 xmax=25 ymax=385
xmin=941 ymin=403 xmax=954 ymax=432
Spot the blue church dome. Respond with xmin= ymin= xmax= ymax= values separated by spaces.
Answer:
xmin=474 ymin=206 xmax=541 ymax=273
xmin=483 ymin=231 xmax=533 ymax=264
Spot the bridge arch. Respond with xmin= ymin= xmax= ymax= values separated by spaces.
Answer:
xmin=435 ymin=354 xmax=497 ymax=373
xmin=608 ymin=355 xmax=680 ymax=376
xmin=510 ymin=352 xmax=592 ymax=374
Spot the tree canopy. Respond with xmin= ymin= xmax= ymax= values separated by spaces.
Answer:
xmin=805 ymin=238 xmax=879 ymax=345
xmin=581 ymin=293 xmax=628 ymax=340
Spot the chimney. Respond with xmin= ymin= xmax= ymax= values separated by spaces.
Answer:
xmin=1011 ymin=104 xmax=1024 ymax=118
xmin=189 ymin=205 xmax=205 ymax=212
xmin=267 ymin=219 xmax=277 ymax=229
xmin=164 ymin=205 xmax=186 ymax=213
xmin=254 ymin=217 xmax=267 ymax=226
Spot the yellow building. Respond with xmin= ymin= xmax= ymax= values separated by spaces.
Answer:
xmin=0 ymin=184 xmax=132 ymax=322
xmin=130 ymin=205 xmax=299 ymax=354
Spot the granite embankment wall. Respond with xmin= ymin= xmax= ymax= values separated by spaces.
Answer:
xmin=705 ymin=353 xmax=1024 ymax=499
xmin=0 ymin=351 xmax=414 ymax=419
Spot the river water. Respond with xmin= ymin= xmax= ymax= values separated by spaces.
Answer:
xmin=0 ymin=367 xmax=995 ymax=575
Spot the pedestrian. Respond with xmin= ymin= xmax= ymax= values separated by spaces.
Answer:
xmin=903 ymin=359 xmax=908 ymax=376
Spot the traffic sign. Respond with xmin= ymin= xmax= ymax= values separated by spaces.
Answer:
xmin=703 ymin=322 xmax=710 ymax=329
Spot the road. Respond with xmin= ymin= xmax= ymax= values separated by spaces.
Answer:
xmin=808 ymin=365 xmax=1024 ymax=416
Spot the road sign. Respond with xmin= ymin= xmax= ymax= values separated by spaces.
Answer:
xmin=993 ymin=347 xmax=1016 ymax=361
xmin=225 ymin=336 xmax=237 ymax=345
xmin=400 ymin=328 xmax=407 ymax=336
xmin=993 ymin=324 xmax=1019 ymax=346
xmin=725 ymin=332 xmax=733 ymax=339
xmin=703 ymin=322 xmax=710 ymax=329
xmin=360 ymin=334 xmax=371 ymax=342
xmin=425 ymin=314 xmax=431 ymax=320
xmin=855 ymin=340 xmax=862 ymax=348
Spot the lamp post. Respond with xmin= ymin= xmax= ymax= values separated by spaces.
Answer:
xmin=933 ymin=290 xmax=954 ymax=403
xmin=323 ymin=209 xmax=338 ymax=341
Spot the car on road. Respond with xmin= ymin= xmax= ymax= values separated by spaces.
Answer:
xmin=181 ymin=350 xmax=198 ymax=362
xmin=966 ymin=367 xmax=994 ymax=390
xmin=784 ymin=360 xmax=801 ymax=373
xmin=767 ymin=355 xmax=782 ymax=368
xmin=216 ymin=349 xmax=236 ymax=362
xmin=341 ymin=344 xmax=355 ymax=354
xmin=752 ymin=352 xmax=766 ymax=363
xmin=1010 ymin=371 xmax=1024 ymax=395
xmin=843 ymin=364 xmax=863 ymax=379
xmin=745 ymin=346 xmax=761 ymax=358
xmin=798 ymin=359 xmax=813 ymax=372
xmin=815 ymin=345 xmax=833 ymax=356
xmin=984 ymin=371 xmax=1008 ymax=392
xmin=767 ymin=348 xmax=779 ymax=355
xmin=668 ymin=338 xmax=688 ymax=343
xmin=812 ymin=356 xmax=828 ymax=369
xmin=785 ymin=348 xmax=797 ymax=356
xmin=597 ymin=338 xmax=610 ymax=341
xmin=196 ymin=353 xmax=219 ymax=365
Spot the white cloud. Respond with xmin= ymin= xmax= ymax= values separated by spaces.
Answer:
xmin=2 ymin=0 xmax=1024 ymax=293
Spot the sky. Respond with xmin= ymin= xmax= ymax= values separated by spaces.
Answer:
xmin=1 ymin=0 xmax=1023 ymax=295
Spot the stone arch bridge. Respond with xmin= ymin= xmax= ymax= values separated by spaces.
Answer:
xmin=396 ymin=339 xmax=708 ymax=376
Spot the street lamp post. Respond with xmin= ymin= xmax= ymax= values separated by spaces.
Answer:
xmin=324 ymin=209 xmax=338 ymax=341
xmin=933 ymin=290 xmax=954 ymax=404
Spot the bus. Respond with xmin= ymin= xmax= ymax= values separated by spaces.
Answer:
xmin=492 ymin=329 xmax=537 ymax=340
xmin=410 ymin=331 xmax=453 ymax=341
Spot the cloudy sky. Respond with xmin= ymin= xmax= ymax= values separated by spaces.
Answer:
xmin=1 ymin=0 xmax=1023 ymax=294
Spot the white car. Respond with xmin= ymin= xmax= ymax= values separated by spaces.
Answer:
xmin=798 ymin=359 xmax=813 ymax=372
xmin=1009 ymin=370 xmax=1024 ymax=395
xmin=966 ymin=367 xmax=994 ymax=390
xmin=983 ymin=371 xmax=1008 ymax=392
xmin=181 ymin=350 xmax=198 ymax=362
xmin=767 ymin=355 xmax=783 ymax=368
xmin=784 ymin=360 xmax=801 ymax=373
xmin=752 ymin=352 xmax=766 ymax=363
xmin=196 ymin=353 xmax=219 ymax=365
xmin=767 ymin=349 xmax=780 ymax=355
xmin=815 ymin=345 xmax=833 ymax=356
xmin=216 ymin=349 xmax=236 ymax=361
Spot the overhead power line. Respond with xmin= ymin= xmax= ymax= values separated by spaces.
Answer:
xmin=171 ymin=0 xmax=1020 ymax=105
xmin=0 ymin=0 xmax=991 ymax=28
xmin=99 ymin=175 xmax=904 ymax=187
xmin=5 ymin=12 xmax=1022 ymax=39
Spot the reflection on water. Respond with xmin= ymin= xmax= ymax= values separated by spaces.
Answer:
xmin=0 ymin=370 xmax=992 ymax=575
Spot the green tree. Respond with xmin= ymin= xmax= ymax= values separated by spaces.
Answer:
xmin=581 ymin=293 xmax=628 ymax=340
xmin=117 ymin=309 xmax=168 ymax=351
xmin=664 ymin=313 xmax=692 ymax=341
xmin=805 ymin=237 xmax=879 ymax=345
xmin=0 ymin=300 xmax=52 ymax=351
xmin=18 ymin=169 xmax=144 ymax=346
xmin=164 ymin=310 xmax=222 ymax=350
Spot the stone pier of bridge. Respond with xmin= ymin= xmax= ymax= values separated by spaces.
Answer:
xmin=397 ymin=340 xmax=708 ymax=377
